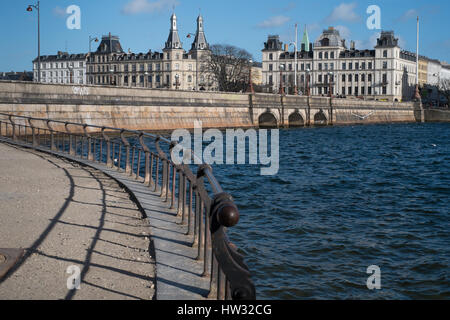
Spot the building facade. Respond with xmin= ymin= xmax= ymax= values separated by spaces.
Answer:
xmin=86 ymin=14 xmax=213 ymax=91
xmin=32 ymin=52 xmax=87 ymax=84
xmin=262 ymin=28 xmax=421 ymax=101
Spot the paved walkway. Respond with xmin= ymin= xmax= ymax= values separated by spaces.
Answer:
xmin=0 ymin=143 xmax=155 ymax=300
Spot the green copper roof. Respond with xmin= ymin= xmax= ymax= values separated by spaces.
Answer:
xmin=301 ymin=25 xmax=310 ymax=51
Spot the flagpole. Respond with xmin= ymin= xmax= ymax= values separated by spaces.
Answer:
xmin=294 ymin=23 xmax=298 ymax=95
xmin=414 ymin=16 xmax=421 ymax=100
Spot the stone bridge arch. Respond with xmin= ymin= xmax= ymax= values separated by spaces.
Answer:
xmin=288 ymin=111 xmax=305 ymax=128
xmin=313 ymin=109 xmax=328 ymax=126
xmin=258 ymin=111 xmax=278 ymax=128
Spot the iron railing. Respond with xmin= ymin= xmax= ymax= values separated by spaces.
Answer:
xmin=0 ymin=112 xmax=256 ymax=300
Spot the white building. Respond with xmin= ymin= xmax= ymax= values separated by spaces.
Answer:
xmin=262 ymin=28 xmax=419 ymax=101
xmin=33 ymin=52 xmax=87 ymax=84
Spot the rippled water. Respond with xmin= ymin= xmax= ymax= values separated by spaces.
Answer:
xmin=211 ymin=123 xmax=450 ymax=300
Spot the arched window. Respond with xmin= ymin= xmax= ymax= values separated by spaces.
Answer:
xmin=321 ymin=38 xmax=330 ymax=46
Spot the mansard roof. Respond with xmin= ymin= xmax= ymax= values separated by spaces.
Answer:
xmin=95 ymin=34 xmax=124 ymax=54
xmin=280 ymin=51 xmax=313 ymax=59
xmin=33 ymin=52 xmax=87 ymax=62
xmin=314 ymin=27 xmax=345 ymax=48
xmin=375 ymin=31 xmax=399 ymax=48
xmin=263 ymin=35 xmax=283 ymax=51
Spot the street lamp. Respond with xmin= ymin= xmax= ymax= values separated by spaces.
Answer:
xmin=279 ymin=64 xmax=285 ymax=95
xmin=145 ymin=71 xmax=149 ymax=88
xmin=109 ymin=67 xmax=114 ymax=86
xmin=27 ymin=1 xmax=40 ymax=82
xmin=175 ymin=74 xmax=180 ymax=90
xmin=433 ymin=73 xmax=441 ymax=107
xmin=89 ymin=36 xmax=99 ymax=55
xmin=328 ymin=71 xmax=334 ymax=97
xmin=306 ymin=68 xmax=311 ymax=96
xmin=247 ymin=59 xmax=254 ymax=94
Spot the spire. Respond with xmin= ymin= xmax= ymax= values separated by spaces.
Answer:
xmin=301 ymin=25 xmax=310 ymax=52
xmin=191 ymin=14 xmax=209 ymax=51
xmin=165 ymin=13 xmax=182 ymax=49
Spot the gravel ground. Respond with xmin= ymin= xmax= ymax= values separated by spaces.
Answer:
xmin=0 ymin=143 xmax=155 ymax=300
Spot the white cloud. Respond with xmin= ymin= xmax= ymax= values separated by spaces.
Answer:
xmin=399 ymin=9 xmax=418 ymax=22
xmin=335 ymin=25 xmax=351 ymax=39
xmin=257 ymin=15 xmax=291 ymax=28
xmin=53 ymin=6 xmax=66 ymax=18
xmin=325 ymin=2 xmax=361 ymax=23
xmin=121 ymin=0 xmax=179 ymax=15
xmin=354 ymin=32 xmax=379 ymax=50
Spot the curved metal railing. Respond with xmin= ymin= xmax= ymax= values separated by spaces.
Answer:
xmin=0 ymin=112 xmax=256 ymax=300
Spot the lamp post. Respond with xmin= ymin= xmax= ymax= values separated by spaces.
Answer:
xmin=145 ymin=71 xmax=149 ymax=88
xmin=109 ymin=67 xmax=114 ymax=86
xmin=186 ymin=33 xmax=199 ymax=90
xmin=175 ymin=74 xmax=180 ymax=90
xmin=27 ymin=1 xmax=40 ymax=83
xmin=433 ymin=73 xmax=440 ymax=107
xmin=328 ymin=71 xmax=333 ymax=97
xmin=413 ymin=16 xmax=421 ymax=101
xmin=306 ymin=68 xmax=311 ymax=96
xmin=279 ymin=64 xmax=285 ymax=95
xmin=289 ymin=23 xmax=299 ymax=95
xmin=247 ymin=59 xmax=254 ymax=94
xmin=89 ymin=36 xmax=99 ymax=55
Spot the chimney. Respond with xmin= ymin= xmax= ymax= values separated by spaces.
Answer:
xmin=350 ymin=41 xmax=355 ymax=50
xmin=309 ymin=43 xmax=313 ymax=52
xmin=284 ymin=44 xmax=289 ymax=52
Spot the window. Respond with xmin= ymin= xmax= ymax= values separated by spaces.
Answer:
xmin=349 ymin=63 xmax=353 ymax=70
xmin=361 ymin=87 xmax=365 ymax=95
xmin=355 ymin=74 xmax=359 ymax=82
xmin=362 ymin=62 xmax=366 ymax=70
xmin=355 ymin=87 xmax=358 ymax=96
xmin=301 ymin=64 xmax=304 ymax=71
xmin=330 ymin=63 xmax=334 ymax=70
xmin=342 ymin=62 xmax=346 ymax=70
xmin=382 ymin=86 xmax=387 ymax=94
xmin=132 ymin=76 xmax=136 ymax=83
xmin=165 ymin=63 xmax=170 ymax=70
xmin=124 ymin=65 xmax=129 ymax=72
xmin=132 ymin=64 xmax=137 ymax=72
xmin=318 ymin=75 xmax=322 ymax=82
xmin=148 ymin=75 xmax=152 ymax=83
xmin=368 ymin=62 xmax=373 ymax=69
xmin=368 ymin=87 xmax=372 ymax=95
xmin=140 ymin=75 xmax=144 ymax=83
xmin=140 ymin=64 xmax=144 ymax=71
xmin=324 ymin=63 xmax=328 ymax=70
xmin=342 ymin=87 xmax=345 ymax=95
xmin=156 ymin=75 xmax=160 ymax=82
xmin=361 ymin=74 xmax=365 ymax=82
xmin=382 ymin=74 xmax=387 ymax=84
xmin=383 ymin=61 xmax=387 ymax=69
xmin=124 ymin=76 xmax=128 ymax=84
xmin=368 ymin=74 xmax=372 ymax=82
xmin=331 ymin=52 xmax=335 ymax=59
xmin=188 ymin=75 xmax=192 ymax=82
xmin=348 ymin=74 xmax=352 ymax=82
xmin=269 ymin=75 xmax=273 ymax=85
xmin=156 ymin=63 xmax=161 ymax=71
xmin=188 ymin=64 xmax=192 ymax=71
xmin=383 ymin=50 xmax=388 ymax=58
xmin=355 ymin=62 xmax=359 ymax=70
xmin=318 ymin=63 xmax=322 ymax=71
xmin=176 ymin=53 xmax=180 ymax=60
xmin=325 ymin=52 xmax=328 ymax=59
xmin=269 ymin=53 xmax=273 ymax=61
xmin=342 ymin=74 xmax=346 ymax=82
xmin=269 ymin=64 xmax=273 ymax=71
xmin=319 ymin=52 xmax=323 ymax=59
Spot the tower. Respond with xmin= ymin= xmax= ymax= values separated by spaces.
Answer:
xmin=301 ymin=25 xmax=310 ymax=52
xmin=163 ymin=13 xmax=184 ymax=89
xmin=191 ymin=14 xmax=209 ymax=51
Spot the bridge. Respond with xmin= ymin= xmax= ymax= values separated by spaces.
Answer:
xmin=0 ymin=113 xmax=255 ymax=300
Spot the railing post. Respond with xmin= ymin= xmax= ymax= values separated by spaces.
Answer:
xmin=64 ymin=123 xmax=75 ymax=156
xmin=28 ymin=119 xmax=37 ymax=147
xmin=101 ymin=127 xmax=112 ymax=167
xmin=9 ymin=115 xmax=17 ymax=141
xmin=83 ymin=124 xmax=94 ymax=161
xmin=138 ymin=132 xmax=151 ymax=185
xmin=120 ymin=129 xmax=131 ymax=174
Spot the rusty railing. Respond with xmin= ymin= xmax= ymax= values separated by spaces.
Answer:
xmin=0 ymin=112 xmax=256 ymax=300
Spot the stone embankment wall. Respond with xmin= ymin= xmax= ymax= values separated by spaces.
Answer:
xmin=0 ymin=81 xmax=433 ymax=133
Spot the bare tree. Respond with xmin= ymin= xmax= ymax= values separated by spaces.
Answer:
xmin=200 ymin=44 xmax=253 ymax=92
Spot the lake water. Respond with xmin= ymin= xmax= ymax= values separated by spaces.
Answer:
xmin=211 ymin=123 xmax=450 ymax=299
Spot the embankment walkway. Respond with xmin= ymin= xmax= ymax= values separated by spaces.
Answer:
xmin=0 ymin=143 xmax=155 ymax=299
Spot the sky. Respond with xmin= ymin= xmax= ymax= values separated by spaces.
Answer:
xmin=1 ymin=0 xmax=449 ymax=72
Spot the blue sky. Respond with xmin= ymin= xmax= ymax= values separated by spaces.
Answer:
xmin=1 ymin=0 xmax=449 ymax=71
